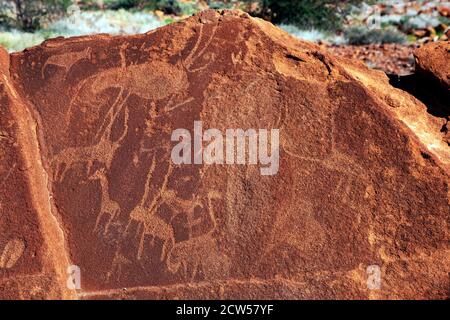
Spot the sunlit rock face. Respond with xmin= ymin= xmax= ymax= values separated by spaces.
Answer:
xmin=0 ymin=10 xmax=448 ymax=299
xmin=414 ymin=41 xmax=450 ymax=90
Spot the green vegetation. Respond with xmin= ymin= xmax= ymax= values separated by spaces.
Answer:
xmin=100 ymin=0 xmax=363 ymax=30
xmin=0 ymin=31 xmax=45 ymax=51
xmin=102 ymin=0 xmax=195 ymax=14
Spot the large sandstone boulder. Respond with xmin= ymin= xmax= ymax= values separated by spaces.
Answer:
xmin=0 ymin=10 xmax=448 ymax=299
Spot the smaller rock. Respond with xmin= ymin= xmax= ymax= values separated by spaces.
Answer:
xmin=414 ymin=41 xmax=450 ymax=89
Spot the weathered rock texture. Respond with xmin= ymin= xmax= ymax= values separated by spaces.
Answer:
xmin=0 ymin=10 xmax=448 ymax=299
xmin=414 ymin=41 xmax=450 ymax=90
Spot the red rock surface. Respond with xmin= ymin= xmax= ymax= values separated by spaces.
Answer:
xmin=414 ymin=41 xmax=450 ymax=90
xmin=0 ymin=10 xmax=449 ymax=299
